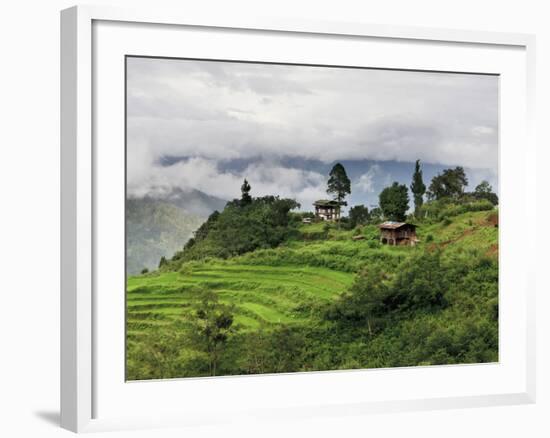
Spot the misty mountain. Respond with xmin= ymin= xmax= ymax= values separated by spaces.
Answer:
xmin=126 ymin=198 xmax=201 ymax=275
xmin=126 ymin=189 xmax=227 ymax=275
xmin=144 ymin=187 xmax=228 ymax=217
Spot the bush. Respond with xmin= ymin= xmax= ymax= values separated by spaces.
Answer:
xmin=362 ymin=225 xmax=380 ymax=241
xmin=367 ymin=240 xmax=380 ymax=249
xmin=328 ymin=251 xmax=448 ymax=330
xmin=420 ymin=199 xmax=494 ymax=221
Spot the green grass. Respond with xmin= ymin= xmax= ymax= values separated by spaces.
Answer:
xmin=127 ymin=264 xmax=354 ymax=335
xmin=128 ymin=210 xmax=497 ymax=334
xmin=127 ymin=209 xmax=498 ymax=379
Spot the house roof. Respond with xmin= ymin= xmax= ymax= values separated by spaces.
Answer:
xmin=313 ymin=199 xmax=339 ymax=207
xmin=379 ymin=221 xmax=416 ymax=230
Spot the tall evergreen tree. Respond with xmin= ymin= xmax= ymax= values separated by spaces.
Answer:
xmin=240 ymin=179 xmax=252 ymax=206
xmin=410 ymin=159 xmax=426 ymax=217
xmin=327 ymin=163 xmax=351 ymax=224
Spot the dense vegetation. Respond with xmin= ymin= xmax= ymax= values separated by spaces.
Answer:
xmin=127 ymin=209 xmax=498 ymax=379
xmin=126 ymin=161 xmax=499 ymax=379
xmin=168 ymin=196 xmax=300 ymax=264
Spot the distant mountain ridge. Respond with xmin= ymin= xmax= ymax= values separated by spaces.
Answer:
xmin=126 ymin=189 xmax=227 ymax=275
xmin=140 ymin=187 xmax=228 ymax=217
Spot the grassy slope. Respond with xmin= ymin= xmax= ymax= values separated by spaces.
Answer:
xmin=127 ymin=265 xmax=353 ymax=333
xmin=126 ymin=210 xmax=497 ymax=377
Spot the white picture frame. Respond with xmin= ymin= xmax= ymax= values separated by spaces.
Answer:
xmin=60 ymin=5 xmax=537 ymax=433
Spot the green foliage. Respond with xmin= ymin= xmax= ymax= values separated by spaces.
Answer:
xmin=348 ymin=204 xmax=369 ymax=228
xmin=327 ymin=162 xmax=351 ymax=207
xmin=473 ymin=180 xmax=499 ymax=205
xmin=379 ymin=182 xmax=409 ymax=222
xmin=240 ymin=179 xmax=252 ymax=206
xmin=127 ymin=209 xmax=498 ymax=380
xmin=140 ymin=267 xmax=149 ymax=275
xmin=420 ymin=198 xmax=494 ymax=221
xmin=184 ymin=210 xmax=220 ymax=250
xmin=368 ymin=207 xmax=383 ymax=224
xmin=328 ymin=251 xmax=447 ymax=331
xmin=172 ymin=196 xmax=300 ymax=264
xmin=410 ymin=159 xmax=426 ymax=217
xmin=388 ymin=251 xmax=448 ymax=312
xmin=189 ymin=290 xmax=234 ymax=376
xmin=367 ymin=240 xmax=380 ymax=249
xmin=427 ymin=166 xmax=468 ymax=200
xmin=326 ymin=265 xmax=390 ymax=332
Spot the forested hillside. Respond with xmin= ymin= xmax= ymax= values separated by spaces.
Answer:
xmin=126 ymin=202 xmax=498 ymax=379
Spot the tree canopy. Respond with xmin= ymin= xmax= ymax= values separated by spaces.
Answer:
xmin=348 ymin=204 xmax=370 ymax=228
xmin=410 ymin=159 xmax=426 ymax=217
xmin=327 ymin=163 xmax=351 ymax=206
xmin=379 ymin=182 xmax=409 ymax=222
xmin=169 ymin=195 xmax=300 ymax=264
xmin=473 ymin=180 xmax=499 ymax=205
xmin=427 ymin=166 xmax=468 ymax=200
xmin=240 ymin=179 xmax=252 ymax=206
xmin=190 ymin=290 xmax=234 ymax=376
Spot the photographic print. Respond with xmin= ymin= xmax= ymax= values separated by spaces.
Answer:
xmin=125 ymin=57 xmax=499 ymax=380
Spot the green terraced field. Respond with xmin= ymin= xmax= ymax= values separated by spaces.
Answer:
xmin=127 ymin=264 xmax=354 ymax=336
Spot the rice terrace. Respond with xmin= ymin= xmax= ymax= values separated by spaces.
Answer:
xmin=125 ymin=57 xmax=499 ymax=380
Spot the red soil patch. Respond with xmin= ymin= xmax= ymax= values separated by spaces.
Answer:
xmin=487 ymin=212 xmax=499 ymax=227
xmin=486 ymin=243 xmax=499 ymax=258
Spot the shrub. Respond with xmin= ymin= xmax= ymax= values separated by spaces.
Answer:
xmin=367 ymin=240 xmax=380 ymax=249
xmin=420 ymin=199 xmax=494 ymax=221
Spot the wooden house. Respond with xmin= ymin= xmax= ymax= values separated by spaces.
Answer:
xmin=313 ymin=200 xmax=340 ymax=221
xmin=379 ymin=221 xmax=418 ymax=246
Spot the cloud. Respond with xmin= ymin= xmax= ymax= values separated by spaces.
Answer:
xmin=356 ymin=164 xmax=381 ymax=193
xmin=127 ymin=156 xmax=328 ymax=210
xmin=126 ymin=57 xmax=498 ymax=201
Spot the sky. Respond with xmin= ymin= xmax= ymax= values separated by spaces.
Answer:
xmin=126 ymin=56 xmax=499 ymax=211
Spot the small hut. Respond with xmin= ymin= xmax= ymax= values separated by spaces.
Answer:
xmin=379 ymin=221 xmax=418 ymax=246
xmin=313 ymin=200 xmax=340 ymax=221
